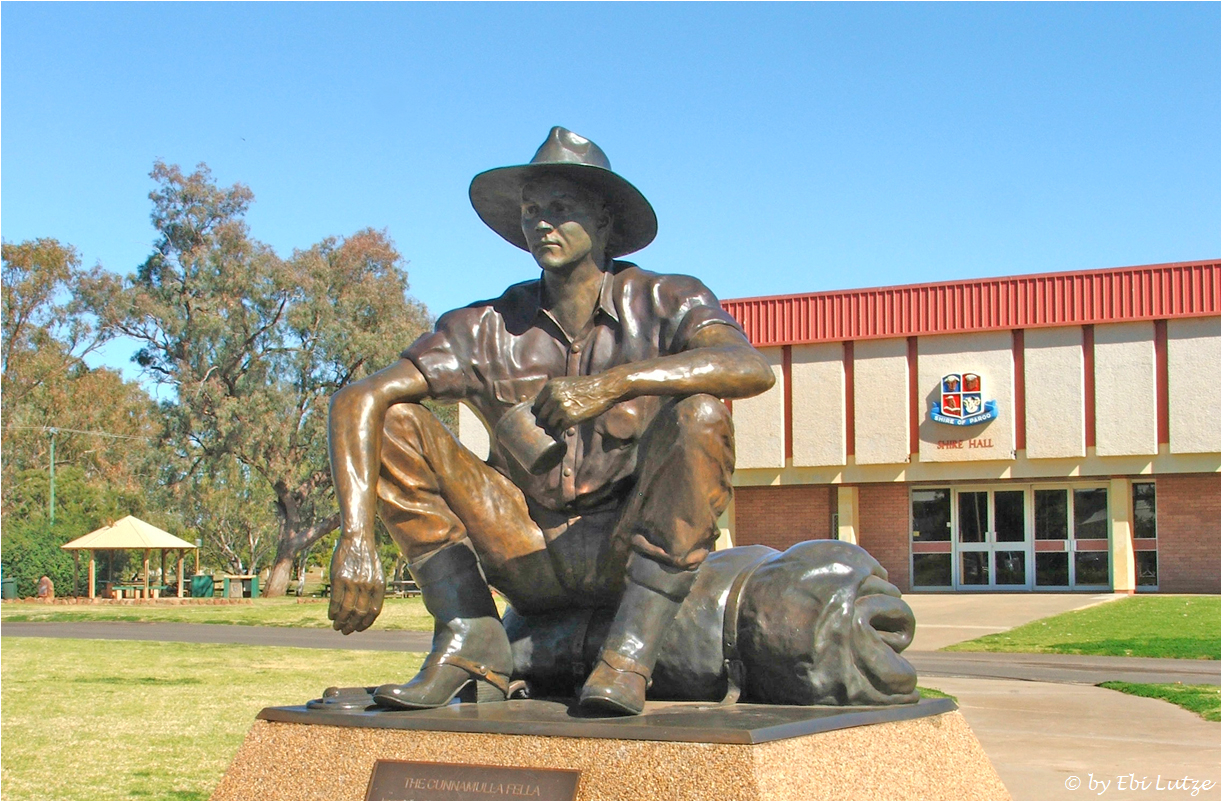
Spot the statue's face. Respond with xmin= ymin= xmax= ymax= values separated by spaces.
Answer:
xmin=521 ymin=177 xmax=609 ymax=272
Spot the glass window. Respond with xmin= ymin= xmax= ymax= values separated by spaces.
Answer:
xmin=1136 ymin=551 xmax=1158 ymax=587
xmin=1074 ymin=551 xmax=1109 ymax=585
xmin=911 ymin=489 xmax=951 ymax=542
xmin=958 ymin=492 xmax=988 ymax=543
xmin=961 ymin=551 xmax=989 ymax=585
xmin=1133 ymin=482 xmax=1156 ymax=540
xmin=1035 ymin=490 xmax=1068 ymax=540
xmin=994 ymin=551 xmax=1026 ymax=585
xmin=1073 ymin=488 xmax=1108 ymax=540
xmin=1036 ymin=553 xmax=1069 ymax=586
xmin=995 ymin=491 xmax=1025 ymax=542
xmin=913 ymin=554 xmax=952 ymax=587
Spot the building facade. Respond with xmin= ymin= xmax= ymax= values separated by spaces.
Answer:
xmin=456 ymin=259 xmax=1220 ymax=594
xmin=720 ymin=259 xmax=1220 ymax=594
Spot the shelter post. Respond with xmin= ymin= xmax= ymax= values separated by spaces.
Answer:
xmin=88 ymin=551 xmax=96 ymax=600
xmin=143 ymin=549 xmax=150 ymax=598
xmin=177 ymin=550 xmax=185 ymax=598
xmin=160 ymin=550 xmax=167 ymax=588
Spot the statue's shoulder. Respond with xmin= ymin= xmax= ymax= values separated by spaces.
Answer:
xmin=436 ymin=279 xmax=540 ymax=333
xmin=612 ymin=261 xmax=720 ymax=307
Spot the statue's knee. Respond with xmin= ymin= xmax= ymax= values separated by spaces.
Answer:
xmin=382 ymin=402 xmax=436 ymax=444
xmin=674 ymin=394 xmax=731 ymax=435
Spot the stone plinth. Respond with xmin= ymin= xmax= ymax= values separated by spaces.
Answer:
xmin=212 ymin=699 xmax=1009 ymax=801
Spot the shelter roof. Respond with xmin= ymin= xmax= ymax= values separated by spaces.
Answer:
xmin=61 ymin=516 xmax=196 ymax=551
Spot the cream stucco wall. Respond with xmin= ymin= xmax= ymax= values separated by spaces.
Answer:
xmin=456 ymin=401 xmax=491 ymax=461
xmin=917 ymin=331 xmax=1015 ymax=463
xmin=732 ymin=346 xmax=785 ymax=469
xmin=853 ymin=338 xmax=910 ymax=465
xmin=1024 ymin=326 xmax=1086 ymax=459
xmin=790 ymin=342 xmax=846 ymax=467
xmin=1168 ymin=317 xmax=1222 ymax=454
xmin=1094 ymin=322 xmax=1157 ymax=457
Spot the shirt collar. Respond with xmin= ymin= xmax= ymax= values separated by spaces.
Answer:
xmin=534 ymin=267 xmax=621 ymax=337
xmin=595 ymin=267 xmax=620 ymax=323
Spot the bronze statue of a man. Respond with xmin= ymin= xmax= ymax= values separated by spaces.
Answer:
xmin=327 ymin=127 xmax=774 ymax=715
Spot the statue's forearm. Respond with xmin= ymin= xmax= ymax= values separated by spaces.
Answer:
xmin=328 ymin=360 xmax=430 ymax=545
xmin=329 ymin=390 xmax=384 ymax=544
xmin=614 ymin=345 xmax=775 ymax=401
xmin=611 ymin=324 xmax=774 ymax=402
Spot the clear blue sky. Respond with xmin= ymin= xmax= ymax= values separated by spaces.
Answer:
xmin=4 ymin=3 xmax=1218 ymax=380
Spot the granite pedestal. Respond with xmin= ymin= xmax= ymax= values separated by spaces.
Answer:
xmin=212 ymin=697 xmax=1008 ymax=801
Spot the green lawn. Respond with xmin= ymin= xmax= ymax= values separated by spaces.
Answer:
xmin=1098 ymin=682 xmax=1221 ymax=722
xmin=0 ymin=596 xmax=435 ymax=631
xmin=916 ymin=686 xmax=956 ymax=702
xmin=944 ymin=596 xmax=1221 ymax=659
xmin=0 ymin=637 xmax=424 ymax=801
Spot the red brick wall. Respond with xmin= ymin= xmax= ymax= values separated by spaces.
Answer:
xmin=732 ymin=485 xmax=834 ymax=551
xmin=1154 ymin=473 xmax=1221 ymax=593
xmin=857 ymin=484 xmax=911 ymax=592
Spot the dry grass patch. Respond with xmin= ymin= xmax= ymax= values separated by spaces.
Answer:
xmin=0 ymin=637 xmax=423 ymax=801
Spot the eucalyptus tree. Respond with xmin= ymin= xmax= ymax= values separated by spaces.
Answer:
xmin=96 ymin=163 xmax=433 ymax=595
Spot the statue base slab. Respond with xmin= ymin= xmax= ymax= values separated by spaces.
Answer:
xmin=212 ymin=699 xmax=1009 ymax=800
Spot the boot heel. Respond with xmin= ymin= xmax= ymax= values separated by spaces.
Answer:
xmin=453 ymin=678 xmax=507 ymax=704
xmin=475 ymin=679 xmax=508 ymax=703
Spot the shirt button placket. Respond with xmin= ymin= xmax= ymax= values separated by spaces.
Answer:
xmin=561 ymin=339 xmax=584 ymax=501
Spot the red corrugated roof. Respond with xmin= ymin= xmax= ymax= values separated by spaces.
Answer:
xmin=723 ymin=259 xmax=1220 ymax=346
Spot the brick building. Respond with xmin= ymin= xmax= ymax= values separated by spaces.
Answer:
xmin=721 ymin=259 xmax=1220 ymax=594
xmin=456 ymin=259 xmax=1220 ymax=594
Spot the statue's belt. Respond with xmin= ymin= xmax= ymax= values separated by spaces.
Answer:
xmin=720 ymin=551 xmax=773 ymax=704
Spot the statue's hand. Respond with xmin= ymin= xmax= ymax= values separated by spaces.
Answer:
xmin=328 ymin=535 xmax=385 ymax=635
xmin=534 ymin=373 xmax=624 ymax=432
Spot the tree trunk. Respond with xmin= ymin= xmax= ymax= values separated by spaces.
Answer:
xmin=265 ymin=542 xmax=296 ymax=598
xmin=262 ymin=510 xmax=341 ymax=597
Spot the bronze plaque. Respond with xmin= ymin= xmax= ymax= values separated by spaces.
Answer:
xmin=365 ymin=760 xmax=581 ymax=801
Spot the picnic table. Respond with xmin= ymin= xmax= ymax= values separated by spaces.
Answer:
xmin=387 ymin=579 xmax=420 ymax=598
xmin=314 ymin=579 xmax=419 ymax=598
xmin=111 ymin=583 xmax=161 ymax=599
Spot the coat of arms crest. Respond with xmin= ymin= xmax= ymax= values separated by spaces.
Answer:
xmin=931 ymin=372 xmax=997 ymax=426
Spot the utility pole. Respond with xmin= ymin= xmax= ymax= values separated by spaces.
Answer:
xmin=48 ymin=428 xmax=57 ymax=526
xmin=5 ymin=426 xmax=149 ymax=528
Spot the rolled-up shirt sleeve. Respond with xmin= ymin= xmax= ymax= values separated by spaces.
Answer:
xmin=658 ymin=275 xmax=744 ymax=355
xmin=401 ymin=308 xmax=483 ymax=401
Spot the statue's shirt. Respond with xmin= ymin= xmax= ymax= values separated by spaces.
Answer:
xmin=403 ymin=261 xmax=740 ymax=514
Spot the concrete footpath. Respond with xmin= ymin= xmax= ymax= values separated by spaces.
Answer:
xmin=920 ymin=676 xmax=1221 ymax=802
xmin=906 ymin=591 xmax=1220 ymax=801
xmin=903 ymin=591 xmax=1127 ymax=651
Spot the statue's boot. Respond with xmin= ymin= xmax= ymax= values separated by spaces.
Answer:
xmin=374 ymin=542 xmax=512 ymax=709
xmin=578 ymin=552 xmax=697 ymax=715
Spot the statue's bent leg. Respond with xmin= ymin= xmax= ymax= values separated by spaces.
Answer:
xmin=376 ymin=402 xmax=568 ymax=610
xmin=580 ymin=395 xmax=734 ymax=715
xmin=373 ymin=404 xmax=566 ymax=708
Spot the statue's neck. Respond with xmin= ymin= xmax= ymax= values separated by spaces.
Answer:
xmin=541 ymin=257 xmax=606 ymax=342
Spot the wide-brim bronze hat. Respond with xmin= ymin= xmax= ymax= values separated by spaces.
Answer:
xmin=469 ymin=127 xmax=657 ymax=258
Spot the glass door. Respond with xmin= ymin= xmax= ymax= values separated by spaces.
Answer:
xmin=1033 ymin=486 xmax=1110 ymax=589
xmin=954 ymin=488 xmax=1031 ymax=589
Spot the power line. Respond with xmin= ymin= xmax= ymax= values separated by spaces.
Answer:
xmin=4 ymin=425 xmax=151 ymax=441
